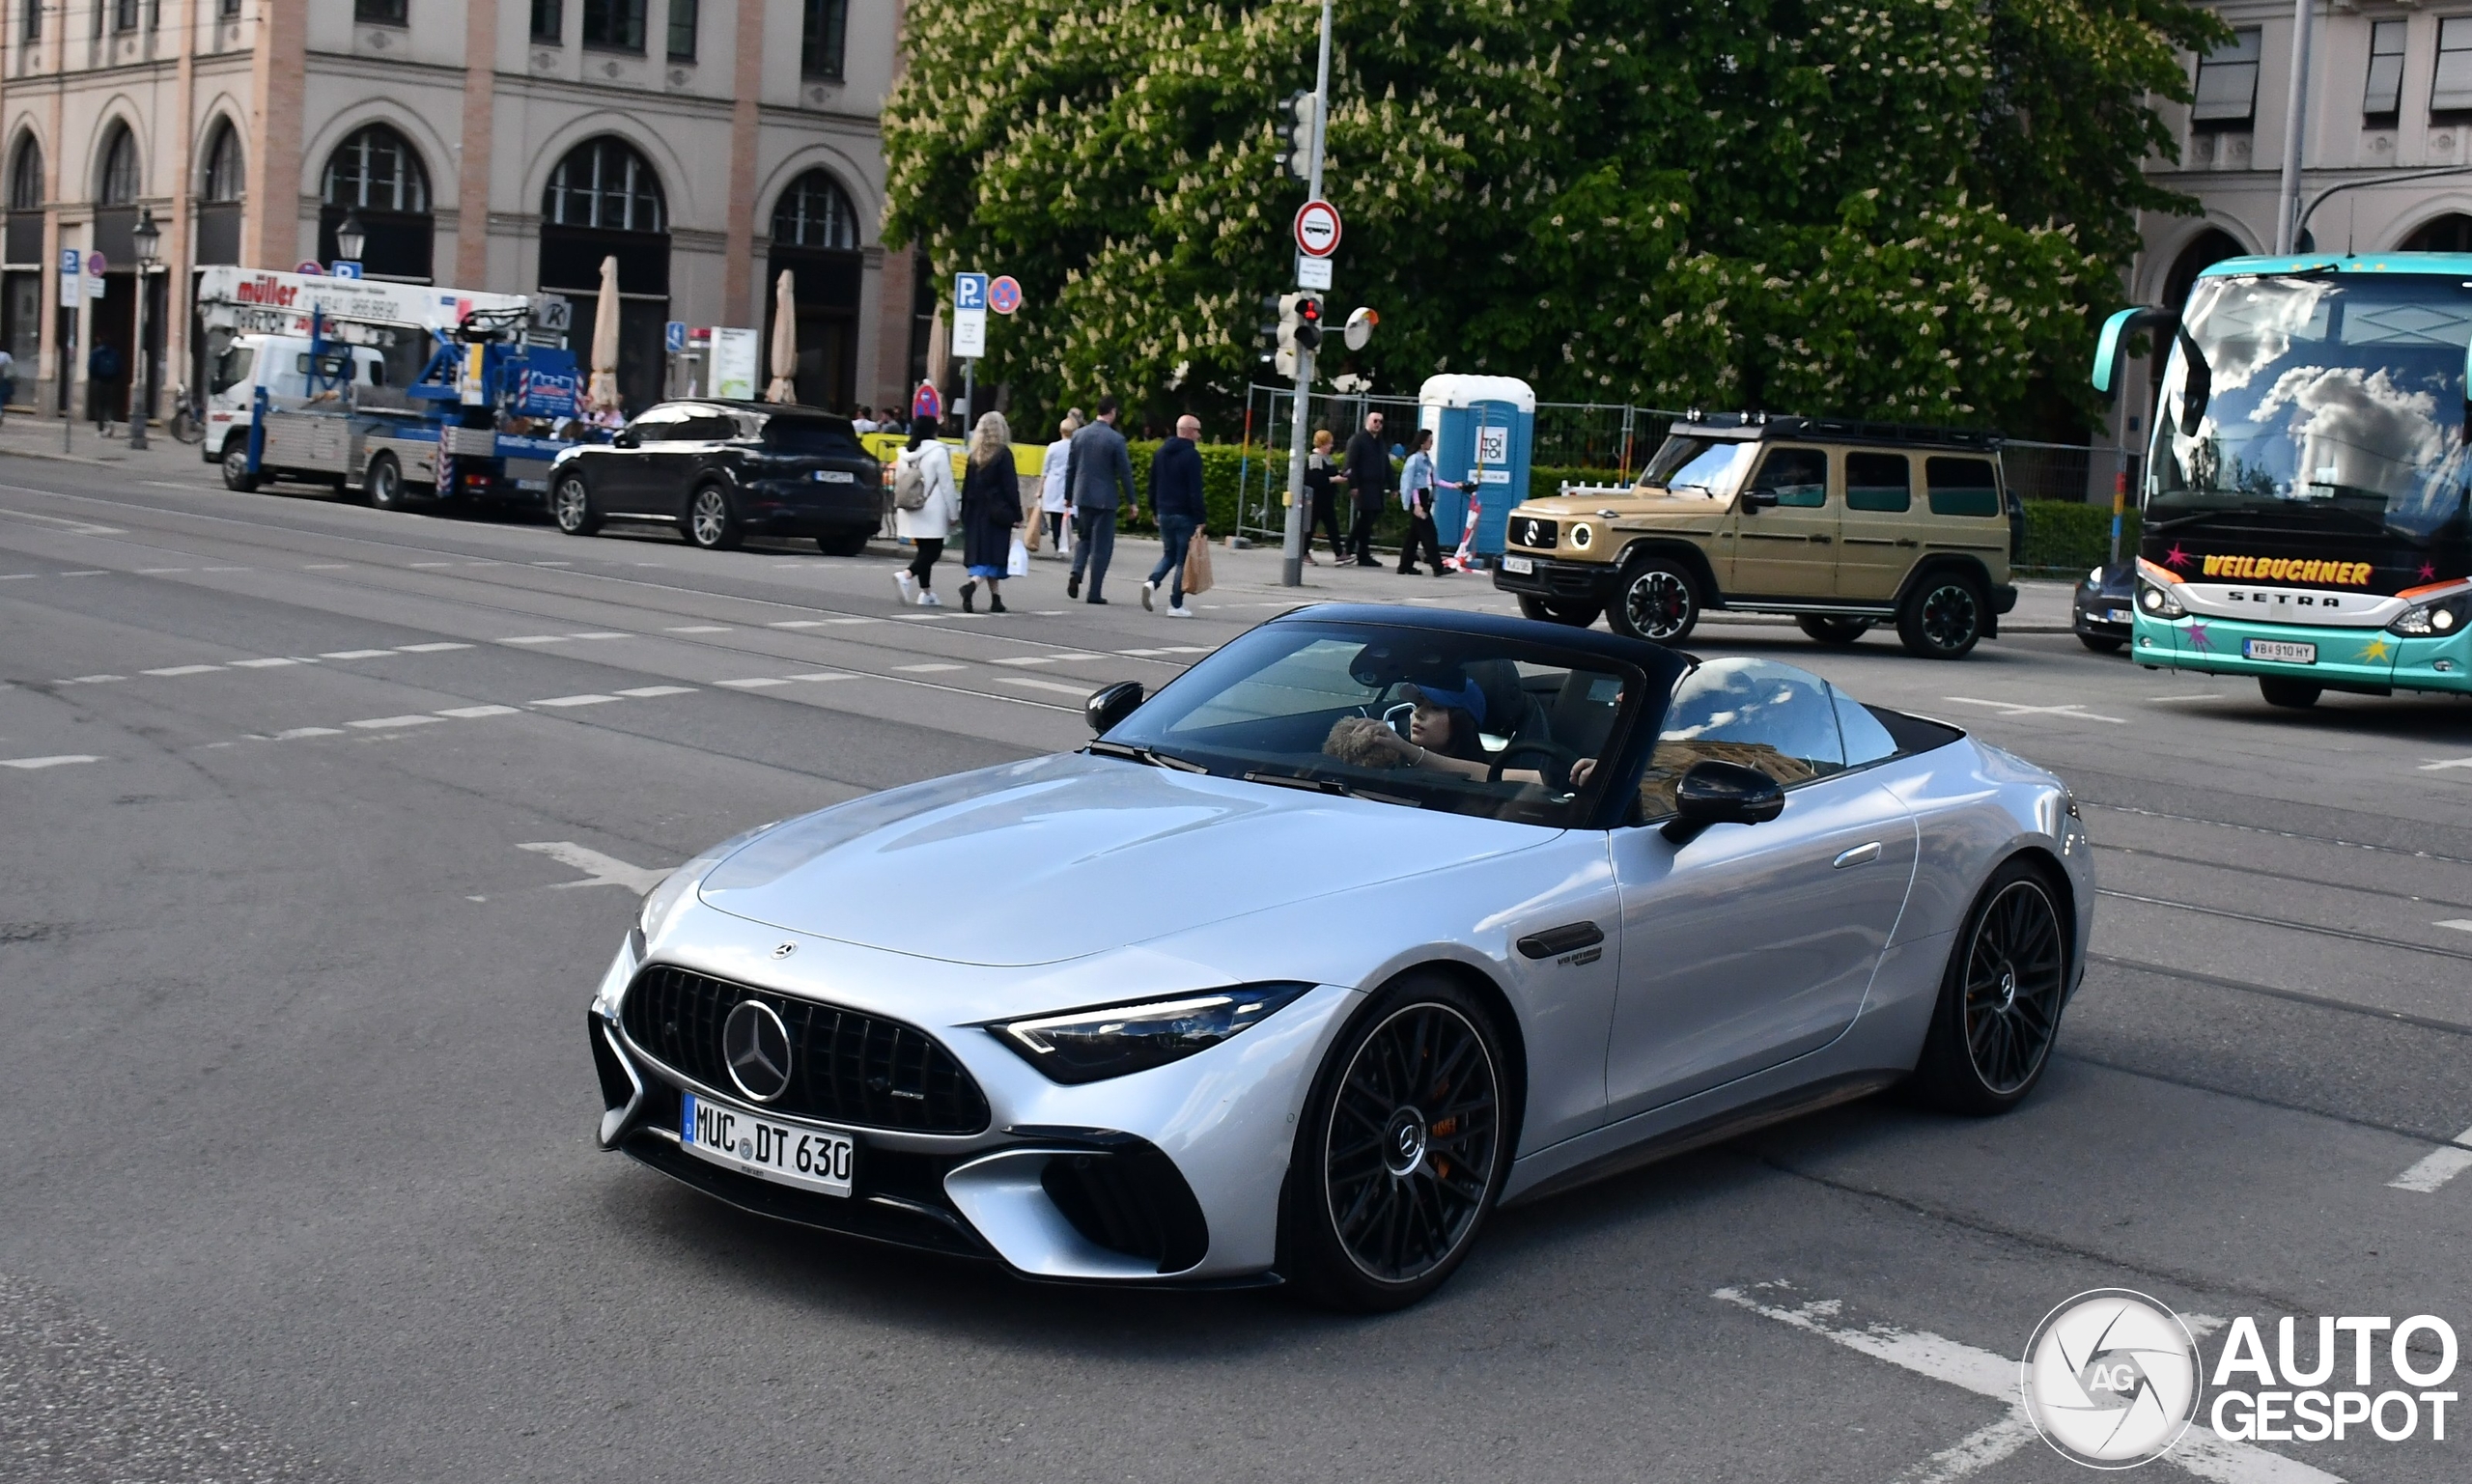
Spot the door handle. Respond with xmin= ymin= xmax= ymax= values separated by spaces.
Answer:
xmin=1516 ymin=921 xmax=1605 ymax=959
xmin=1809 ymin=534 xmax=1830 ymax=545
xmin=1833 ymin=842 xmax=1882 ymax=868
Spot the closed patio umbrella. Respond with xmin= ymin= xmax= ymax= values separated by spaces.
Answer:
xmin=767 ymin=269 xmax=798 ymax=404
xmin=587 ymin=255 xmax=621 ymax=413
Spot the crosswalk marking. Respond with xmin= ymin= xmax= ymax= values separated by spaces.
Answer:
xmin=229 ymin=658 xmax=309 ymax=668
xmin=346 ymin=714 xmax=445 ymax=730
xmin=715 ymin=677 xmax=792 ymax=688
xmin=321 ymin=650 xmax=394 ymax=659
xmin=614 ymin=686 xmax=696 ymax=698
xmin=533 ymin=694 xmax=620 ymax=708
xmin=993 ymin=676 xmax=1097 ymax=696
xmin=435 ymin=705 xmax=521 ymax=719
xmin=895 ymin=662 xmax=966 ymax=673
xmin=397 ymin=642 xmax=472 ymax=653
xmin=2390 ymin=1124 xmax=2472 ymax=1192
xmin=1 ymin=754 xmax=99 ymax=770
xmin=143 ymin=664 xmax=224 ymax=676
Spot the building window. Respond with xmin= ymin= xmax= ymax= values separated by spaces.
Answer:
xmin=202 ymin=121 xmax=243 ymax=203
xmin=98 ymin=125 xmax=139 ymax=205
xmin=2192 ymin=28 xmax=2261 ymax=130
xmin=543 ymin=137 xmax=664 ymax=233
xmin=580 ymin=0 xmax=643 ymax=51
xmin=666 ymin=0 xmax=696 ymax=60
xmin=2437 ymin=17 xmax=2472 ymax=115
xmin=9 ymin=137 xmax=42 ymax=211
xmin=2365 ymin=19 xmax=2407 ymax=122
xmin=801 ymin=0 xmax=846 ymax=80
xmin=530 ymin=0 xmax=560 ymax=42
xmin=771 ymin=170 xmax=858 ymax=251
xmin=355 ymin=0 xmax=408 ymax=24
xmin=219 ymin=0 xmax=239 ymax=16
xmin=323 ymin=125 xmax=428 ymax=212
xmin=20 ymin=0 xmax=37 ymax=42
xmin=114 ymin=0 xmax=139 ymax=32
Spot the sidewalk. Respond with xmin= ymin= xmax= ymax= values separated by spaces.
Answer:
xmin=0 ymin=414 xmax=213 ymax=478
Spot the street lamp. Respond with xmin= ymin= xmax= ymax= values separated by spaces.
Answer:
xmin=336 ymin=210 xmax=367 ymax=266
xmin=128 ymin=206 xmax=159 ymax=450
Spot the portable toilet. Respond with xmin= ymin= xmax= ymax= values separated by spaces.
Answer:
xmin=1418 ymin=375 xmax=1535 ymax=564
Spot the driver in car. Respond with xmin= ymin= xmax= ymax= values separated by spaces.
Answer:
xmin=1325 ymin=679 xmax=1554 ymax=785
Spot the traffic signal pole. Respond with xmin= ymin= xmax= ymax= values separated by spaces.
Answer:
xmin=1279 ymin=0 xmax=1334 ymax=588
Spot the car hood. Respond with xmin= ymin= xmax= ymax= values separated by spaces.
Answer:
xmin=695 ymin=753 xmax=1556 ymax=966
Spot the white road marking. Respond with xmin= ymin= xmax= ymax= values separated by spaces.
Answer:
xmin=665 ymin=625 xmax=732 ymax=633
xmin=1 ymin=754 xmax=99 ymax=770
xmin=0 ymin=508 xmax=124 ymax=536
xmin=200 ymin=567 xmax=249 ymax=573
xmin=516 ymin=841 xmax=670 ymax=893
xmin=321 ymin=650 xmax=396 ymax=659
xmin=994 ymin=676 xmax=1098 ymax=696
xmin=2439 ymin=919 xmax=2472 ymax=934
xmin=770 ymin=620 xmax=829 ymax=629
xmin=896 ymin=662 xmax=966 ymax=673
xmin=0 ymin=572 xmax=37 ymax=579
xmin=715 ymin=677 xmax=792 ymax=688
xmin=228 ymin=657 xmax=309 ymax=668
xmin=60 ymin=570 xmax=108 ymax=576
xmin=1942 ymin=696 xmax=2128 ymax=725
xmin=398 ymin=642 xmax=471 ymax=653
xmin=499 ymin=635 xmax=568 ymax=644
xmin=346 ymin=714 xmax=446 ymax=729
xmin=788 ymin=671 xmax=854 ymax=682
xmin=133 ymin=568 xmax=188 ymax=574
xmin=893 ymin=612 xmax=947 ymax=620
xmin=530 ymin=560 xmax=572 ymax=567
xmin=1713 ymin=1286 xmax=2327 ymax=1483
xmin=569 ymin=630 xmax=630 ymax=639
xmin=2146 ymin=693 xmax=2223 ymax=703
xmin=409 ymin=561 xmax=455 ymax=569
xmin=435 ymin=705 xmax=521 ymax=719
xmin=533 ymin=694 xmax=620 ymax=707
xmin=614 ymin=686 xmax=695 ymax=698
xmin=302 ymin=563 xmax=350 ymax=570
xmin=2390 ymin=1125 xmax=2472 ymax=1192
xmin=817 ymin=617 xmax=878 ymax=626
xmin=64 ymin=675 xmax=124 ymax=684
xmin=143 ymin=664 xmax=224 ymax=676
xmin=271 ymin=726 xmax=344 ymax=740
xmin=1116 ymin=648 xmax=1173 ymax=657
xmin=2423 ymin=757 xmax=2472 ymax=772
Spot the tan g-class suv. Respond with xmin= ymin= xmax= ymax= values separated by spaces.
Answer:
xmin=1493 ymin=414 xmax=2022 ymax=658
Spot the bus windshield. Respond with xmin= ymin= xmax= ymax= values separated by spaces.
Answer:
xmin=2150 ymin=273 xmax=2472 ymax=541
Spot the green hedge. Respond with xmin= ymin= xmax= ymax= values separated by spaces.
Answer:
xmin=2019 ymin=500 xmax=2138 ymax=574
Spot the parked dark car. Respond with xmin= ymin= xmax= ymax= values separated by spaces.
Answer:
xmin=548 ymin=402 xmax=883 ymax=554
xmin=2073 ymin=559 xmax=2136 ymax=653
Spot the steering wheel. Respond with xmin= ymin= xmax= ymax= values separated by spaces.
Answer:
xmin=1487 ymin=739 xmax=1581 ymax=790
xmin=1382 ymin=701 xmax=1417 ymax=738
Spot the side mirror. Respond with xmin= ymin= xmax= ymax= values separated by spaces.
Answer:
xmin=1085 ymin=680 xmax=1145 ymax=736
xmin=1661 ymin=759 xmax=1785 ymax=845
xmin=1743 ymin=488 xmax=1779 ymax=512
xmin=611 ymin=430 xmax=639 ymax=449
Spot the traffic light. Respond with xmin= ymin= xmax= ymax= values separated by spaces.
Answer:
xmin=1293 ymin=294 xmax=1324 ymax=350
xmin=1255 ymin=294 xmax=1281 ymax=369
xmin=1274 ymin=293 xmax=1325 ymax=378
xmin=1274 ymin=91 xmax=1315 ymax=182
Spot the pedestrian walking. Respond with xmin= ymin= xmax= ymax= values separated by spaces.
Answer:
xmin=957 ymin=411 xmax=1022 ymax=615
xmin=1343 ymin=410 xmax=1390 ymax=567
xmin=1063 ymin=396 xmax=1138 ymax=603
xmin=1396 ymin=427 xmax=1458 ymax=576
xmin=1142 ymin=414 xmax=1206 ymax=617
xmin=1038 ymin=414 xmax=1078 ymax=555
xmin=88 ymin=342 xmax=122 ymax=434
xmin=1304 ymin=428 xmax=1343 ymax=563
xmin=0 ymin=346 xmax=15 ymax=428
xmin=891 ymin=427 xmax=959 ymax=606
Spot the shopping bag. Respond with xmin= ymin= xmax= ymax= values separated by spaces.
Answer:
xmin=1023 ymin=512 xmax=1043 ymax=552
xmin=1007 ymin=535 xmax=1030 ymax=578
xmin=1184 ymin=528 xmax=1215 ymax=595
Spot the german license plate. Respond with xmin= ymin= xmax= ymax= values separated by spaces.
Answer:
xmin=2105 ymin=607 xmax=2132 ymax=625
xmin=680 ymin=1091 xmax=854 ymax=1197
xmin=2243 ymin=638 xmax=2317 ymax=664
xmin=1501 ymin=554 xmax=1534 ymax=574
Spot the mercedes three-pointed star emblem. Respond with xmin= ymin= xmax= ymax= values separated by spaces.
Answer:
xmin=721 ymin=999 xmax=793 ymax=1103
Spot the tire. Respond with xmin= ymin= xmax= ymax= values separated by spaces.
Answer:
xmin=1516 ymin=594 xmax=1603 ymax=629
xmin=1909 ymin=859 xmax=2070 ymax=1116
xmin=220 ymin=436 xmax=260 ymax=492
xmin=685 ymin=484 xmax=742 ymax=550
xmin=552 ymin=472 xmax=601 ymax=536
xmin=2076 ymin=633 xmax=2123 ymax=655
xmin=2259 ymin=676 xmax=2321 ymax=709
xmin=1896 ymin=572 xmax=1986 ymax=659
xmin=364 ymin=453 xmax=408 ymax=511
xmin=1278 ymin=973 xmax=1513 ymax=1312
xmin=816 ymin=528 xmax=872 ymax=556
xmin=1605 ymin=554 xmax=1700 ymax=644
xmin=1797 ymin=615 xmax=1872 ymax=646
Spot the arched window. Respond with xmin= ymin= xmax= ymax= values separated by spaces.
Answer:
xmin=323 ymin=125 xmax=428 ymax=213
xmin=543 ymin=136 xmax=664 ymax=234
xmin=770 ymin=169 xmax=857 ymax=251
xmin=2401 ymin=214 xmax=2472 ymax=254
xmin=8 ymin=138 xmax=42 ymax=212
xmin=202 ymin=121 xmax=243 ymax=203
xmin=98 ymin=124 xmax=139 ymax=205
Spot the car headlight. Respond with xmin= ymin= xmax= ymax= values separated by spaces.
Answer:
xmin=992 ymin=983 xmax=1314 ymax=1084
xmin=2387 ymin=589 xmax=2470 ymax=637
xmin=1570 ymin=521 xmax=1593 ymax=550
xmin=2086 ymin=566 xmax=2104 ymax=587
xmin=2136 ymin=579 xmax=2185 ymax=619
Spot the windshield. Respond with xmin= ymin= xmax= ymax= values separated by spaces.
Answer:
xmin=1097 ymin=620 xmax=1652 ymax=827
xmin=209 ymin=345 xmax=255 ymax=396
xmin=2150 ymin=273 xmax=2472 ymax=541
xmin=1640 ymin=435 xmax=1756 ymax=498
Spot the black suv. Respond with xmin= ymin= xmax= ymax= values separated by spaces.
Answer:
xmin=548 ymin=401 xmax=883 ymax=554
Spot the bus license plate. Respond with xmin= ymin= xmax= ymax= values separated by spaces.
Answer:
xmin=1501 ymin=554 xmax=1534 ymax=574
xmin=681 ymin=1091 xmax=854 ymax=1197
xmin=2243 ymin=638 xmax=2317 ymax=664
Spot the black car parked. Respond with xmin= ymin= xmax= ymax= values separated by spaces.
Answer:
xmin=2072 ymin=558 xmax=2136 ymax=653
xmin=548 ymin=402 xmax=883 ymax=554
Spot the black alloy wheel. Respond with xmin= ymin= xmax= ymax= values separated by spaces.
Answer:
xmin=1912 ymin=861 xmax=2068 ymax=1114
xmin=1516 ymin=595 xmax=1603 ymax=629
xmin=552 ymin=473 xmax=600 ymax=536
xmin=364 ymin=453 xmax=407 ymax=511
xmin=1797 ymin=615 xmax=1872 ymax=646
xmin=220 ymin=437 xmax=259 ymax=492
xmin=686 ymin=485 xmax=742 ymax=550
xmin=1607 ymin=554 xmax=1700 ymax=643
xmin=817 ymin=528 xmax=872 ymax=556
xmin=1896 ymin=574 xmax=1985 ymax=658
xmin=1282 ymin=975 xmax=1509 ymax=1311
xmin=2077 ymin=633 xmax=2124 ymax=655
xmin=2258 ymin=676 xmax=2321 ymax=709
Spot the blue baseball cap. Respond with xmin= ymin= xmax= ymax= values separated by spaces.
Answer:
xmin=1402 ymin=678 xmax=1486 ymax=726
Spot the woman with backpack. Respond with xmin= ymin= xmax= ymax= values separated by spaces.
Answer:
xmin=892 ymin=426 xmax=960 ymax=606
xmin=956 ymin=411 xmax=1022 ymax=614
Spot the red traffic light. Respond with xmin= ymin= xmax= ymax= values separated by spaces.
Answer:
xmin=1296 ymin=296 xmax=1322 ymax=324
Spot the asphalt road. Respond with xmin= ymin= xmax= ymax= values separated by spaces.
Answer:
xmin=3 ymin=451 xmax=2468 ymax=1483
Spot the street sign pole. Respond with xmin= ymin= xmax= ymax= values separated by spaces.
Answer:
xmin=1281 ymin=0 xmax=1335 ymax=587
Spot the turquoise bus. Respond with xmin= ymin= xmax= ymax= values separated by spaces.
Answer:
xmin=2093 ymin=255 xmax=2472 ymax=707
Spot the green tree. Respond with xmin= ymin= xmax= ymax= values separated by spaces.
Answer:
xmin=884 ymin=0 xmax=2222 ymax=437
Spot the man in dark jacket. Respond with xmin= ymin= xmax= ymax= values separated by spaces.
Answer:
xmin=88 ymin=343 xmax=123 ymax=434
xmin=1142 ymin=414 xmax=1206 ymax=616
xmin=1342 ymin=410 xmax=1390 ymax=567
xmin=1063 ymin=396 xmax=1138 ymax=602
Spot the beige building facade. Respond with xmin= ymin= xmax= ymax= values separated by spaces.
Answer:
xmin=1 ymin=0 xmax=926 ymax=427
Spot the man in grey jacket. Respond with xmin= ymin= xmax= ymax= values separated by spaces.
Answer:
xmin=1063 ymin=396 xmax=1139 ymax=602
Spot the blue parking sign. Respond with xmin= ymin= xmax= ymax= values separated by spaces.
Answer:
xmin=664 ymin=321 xmax=686 ymax=353
xmin=953 ymin=272 xmax=989 ymax=312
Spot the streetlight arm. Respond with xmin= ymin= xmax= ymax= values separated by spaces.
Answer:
xmin=2297 ymin=165 xmax=2472 ymax=240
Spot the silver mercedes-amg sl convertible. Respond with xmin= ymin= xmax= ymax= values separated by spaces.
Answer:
xmin=588 ymin=605 xmax=2093 ymax=1309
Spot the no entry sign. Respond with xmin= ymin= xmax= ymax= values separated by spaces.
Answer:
xmin=1293 ymin=199 xmax=1341 ymax=258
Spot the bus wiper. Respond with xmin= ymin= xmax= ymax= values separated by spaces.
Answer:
xmin=2175 ymin=327 xmax=2213 ymax=435
xmin=1086 ymin=740 xmax=1207 ymax=771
